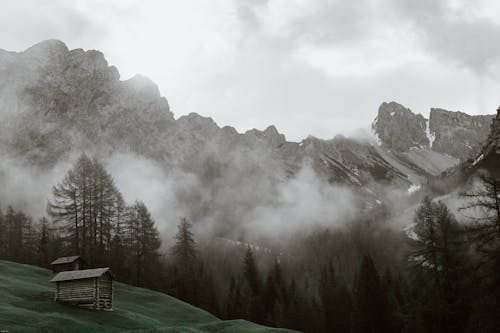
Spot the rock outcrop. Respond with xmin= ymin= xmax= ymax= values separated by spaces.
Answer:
xmin=0 ymin=39 xmax=496 ymax=202
xmin=372 ymin=102 xmax=429 ymax=152
xmin=372 ymin=102 xmax=494 ymax=161
xmin=429 ymin=108 xmax=493 ymax=160
xmin=472 ymin=107 xmax=500 ymax=171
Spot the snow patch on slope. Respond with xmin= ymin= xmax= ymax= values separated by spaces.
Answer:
xmin=472 ymin=154 xmax=484 ymax=166
xmin=425 ymin=120 xmax=435 ymax=148
xmin=408 ymin=184 xmax=421 ymax=194
xmin=370 ymin=117 xmax=382 ymax=146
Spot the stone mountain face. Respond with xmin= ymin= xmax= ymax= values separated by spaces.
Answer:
xmin=429 ymin=108 xmax=493 ymax=161
xmin=372 ymin=102 xmax=429 ymax=152
xmin=0 ymin=40 xmax=495 ymax=210
xmin=470 ymin=108 xmax=500 ymax=173
xmin=0 ymin=40 xmax=175 ymax=166
xmin=373 ymin=102 xmax=494 ymax=161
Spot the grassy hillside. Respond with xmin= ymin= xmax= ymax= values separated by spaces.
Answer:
xmin=0 ymin=261 xmax=298 ymax=333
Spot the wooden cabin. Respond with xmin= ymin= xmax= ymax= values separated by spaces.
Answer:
xmin=50 ymin=267 xmax=114 ymax=310
xmin=50 ymin=256 xmax=86 ymax=273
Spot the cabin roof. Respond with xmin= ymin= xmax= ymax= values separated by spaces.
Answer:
xmin=50 ymin=267 xmax=112 ymax=282
xmin=50 ymin=256 xmax=83 ymax=265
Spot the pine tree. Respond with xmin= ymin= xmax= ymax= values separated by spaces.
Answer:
xmin=243 ymin=247 xmax=260 ymax=295
xmin=353 ymin=255 xmax=391 ymax=333
xmin=38 ymin=217 xmax=50 ymax=266
xmin=128 ymin=201 xmax=161 ymax=287
xmin=242 ymin=247 xmax=262 ymax=323
xmin=319 ymin=261 xmax=352 ymax=333
xmin=171 ymin=217 xmax=198 ymax=303
xmin=225 ymin=275 xmax=244 ymax=319
xmin=172 ymin=218 xmax=197 ymax=267
xmin=0 ymin=207 xmax=5 ymax=258
xmin=262 ymin=261 xmax=287 ymax=326
xmin=4 ymin=207 xmax=23 ymax=261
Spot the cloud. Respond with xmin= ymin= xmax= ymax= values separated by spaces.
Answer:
xmin=0 ymin=0 xmax=108 ymax=52
xmin=0 ymin=153 xmax=74 ymax=218
xmin=2 ymin=0 xmax=500 ymax=140
xmin=391 ymin=0 xmax=500 ymax=75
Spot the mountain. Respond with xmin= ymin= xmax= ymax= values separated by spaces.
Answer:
xmin=0 ymin=260 xmax=296 ymax=333
xmin=373 ymin=102 xmax=493 ymax=161
xmin=468 ymin=108 xmax=500 ymax=174
xmin=0 ymin=40 xmax=496 ymax=221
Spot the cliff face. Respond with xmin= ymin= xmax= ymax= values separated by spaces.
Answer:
xmin=472 ymin=108 xmax=500 ymax=172
xmin=0 ymin=40 xmax=177 ymax=165
xmin=372 ymin=102 xmax=429 ymax=152
xmin=429 ymin=108 xmax=493 ymax=161
xmin=372 ymin=102 xmax=494 ymax=161
xmin=1 ymin=39 xmax=495 ymax=204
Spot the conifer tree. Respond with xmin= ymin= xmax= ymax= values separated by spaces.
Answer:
xmin=128 ymin=201 xmax=161 ymax=287
xmin=353 ymin=255 xmax=391 ymax=333
xmin=409 ymin=197 xmax=469 ymax=333
xmin=319 ymin=261 xmax=352 ymax=333
xmin=225 ymin=275 xmax=244 ymax=319
xmin=171 ymin=217 xmax=198 ymax=303
xmin=262 ymin=261 xmax=287 ymax=326
xmin=0 ymin=207 xmax=5 ymax=258
xmin=242 ymin=247 xmax=262 ymax=323
xmin=48 ymin=153 xmax=123 ymax=265
xmin=461 ymin=171 xmax=500 ymax=331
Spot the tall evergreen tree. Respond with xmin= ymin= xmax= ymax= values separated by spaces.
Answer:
xmin=353 ymin=255 xmax=392 ymax=333
xmin=319 ymin=261 xmax=352 ymax=333
xmin=171 ymin=217 xmax=198 ymax=303
xmin=461 ymin=171 xmax=500 ymax=331
xmin=0 ymin=207 xmax=5 ymax=258
xmin=262 ymin=261 xmax=287 ymax=327
xmin=127 ymin=201 xmax=161 ymax=287
xmin=242 ymin=247 xmax=262 ymax=323
xmin=225 ymin=275 xmax=245 ymax=319
xmin=38 ymin=217 xmax=50 ymax=266
xmin=409 ymin=197 xmax=469 ymax=333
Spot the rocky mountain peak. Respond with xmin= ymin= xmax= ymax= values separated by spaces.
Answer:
xmin=372 ymin=102 xmax=494 ymax=161
xmin=22 ymin=39 xmax=69 ymax=61
xmin=244 ymin=125 xmax=286 ymax=148
xmin=429 ymin=108 xmax=493 ymax=160
xmin=372 ymin=102 xmax=428 ymax=152
xmin=125 ymin=74 xmax=162 ymax=100
xmin=473 ymin=106 xmax=500 ymax=169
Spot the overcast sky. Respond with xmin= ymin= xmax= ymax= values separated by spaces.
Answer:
xmin=2 ymin=0 xmax=500 ymax=141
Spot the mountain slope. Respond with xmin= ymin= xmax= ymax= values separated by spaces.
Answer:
xmin=1 ymin=40 xmax=497 ymax=233
xmin=0 ymin=261 xmax=296 ymax=333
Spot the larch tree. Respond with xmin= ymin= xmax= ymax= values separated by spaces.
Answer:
xmin=461 ymin=171 xmax=500 ymax=331
xmin=48 ymin=153 xmax=123 ymax=266
xmin=409 ymin=197 xmax=469 ymax=333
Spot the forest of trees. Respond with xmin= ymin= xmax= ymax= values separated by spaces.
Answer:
xmin=1 ymin=155 xmax=500 ymax=332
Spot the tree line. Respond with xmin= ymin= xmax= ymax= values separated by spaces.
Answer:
xmin=1 ymin=155 xmax=500 ymax=332
xmin=162 ymin=170 xmax=500 ymax=333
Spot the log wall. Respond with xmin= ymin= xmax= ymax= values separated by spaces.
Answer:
xmin=54 ymin=273 xmax=113 ymax=310
xmin=56 ymin=278 xmax=96 ymax=304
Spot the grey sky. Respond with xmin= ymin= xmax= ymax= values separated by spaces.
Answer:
xmin=1 ymin=0 xmax=500 ymax=141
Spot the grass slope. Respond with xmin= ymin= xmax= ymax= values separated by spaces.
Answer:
xmin=0 ymin=261 xmax=298 ymax=333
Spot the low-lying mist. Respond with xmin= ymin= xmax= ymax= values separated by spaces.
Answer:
xmin=0 ymin=145 xmax=362 ymax=248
